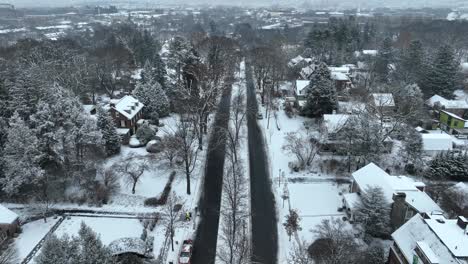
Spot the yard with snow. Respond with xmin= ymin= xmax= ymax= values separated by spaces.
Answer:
xmin=257 ymin=97 xmax=353 ymax=263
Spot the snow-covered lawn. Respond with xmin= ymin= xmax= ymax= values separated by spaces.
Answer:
xmin=54 ymin=216 xmax=143 ymax=245
xmin=257 ymin=97 xmax=352 ymax=263
xmin=14 ymin=217 xmax=59 ymax=261
xmin=287 ymin=182 xmax=345 ymax=241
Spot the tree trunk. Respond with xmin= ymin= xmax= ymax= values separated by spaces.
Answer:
xmin=186 ymin=160 xmax=191 ymax=195
xmin=132 ymin=180 xmax=137 ymax=194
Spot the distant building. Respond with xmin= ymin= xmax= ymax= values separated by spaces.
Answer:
xmin=420 ymin=132 xmax=453 ymax=156
xmin=439 ymin=110 xmax=468 ymax=138
xmin=389 ymin=214 xmax=468 ymax=264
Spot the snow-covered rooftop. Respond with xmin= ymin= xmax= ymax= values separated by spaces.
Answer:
xmin=295 ymin=80 xmax=310 ymax=96
xmin=343 ymin=193 xmax=360 ymax=210
xmin=421 ymin=133 xmax=453 ymax=151
xmin=0 ymin=204 xmax=18 ymax=224
xmin=108 ymin=237 xmax=146 ymax=256
xmin=331 ymin=72 xmax=349 ymax=81
xmin=328 ymin=66 xmax=350 ymax=74
xmin=352 ymin=163 xmax=441 ymax=213
xmin=426 ymin=94 xmax=468 ymax=109
xmin=322 ymin=114 xmax=350 ymax=134
xmin=392 ymin=214 xmax=466 ymax=264
xmin=425 ymin=217 xmax=468 ymax=258
xmin=372 ymin=93 xmax=395 ymax=107
xmin=109 ymin=95 xmax=144 ymax=120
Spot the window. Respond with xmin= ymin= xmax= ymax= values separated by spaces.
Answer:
xmin=120 ymin=120 xmax=125 ymax=127
xmin=453 ymin=121 xmax=458 ymax=127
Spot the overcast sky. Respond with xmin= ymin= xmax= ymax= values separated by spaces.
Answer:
xmin=10 ymin=0 xmax=462 ymax=9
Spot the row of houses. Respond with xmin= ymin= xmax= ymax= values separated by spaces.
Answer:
xmin=343 ymin=162 xmax=468 ymax=264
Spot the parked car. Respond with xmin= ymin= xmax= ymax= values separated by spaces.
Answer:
xmin=256 ymin=112 xmax=263 ymax=119
xmin=178 ymin=240 xmax=193 ymax=264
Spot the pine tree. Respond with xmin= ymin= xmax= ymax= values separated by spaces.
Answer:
xmin=421 ymin=45 xmax=458 ymax=98
xmin=153 ymin=52 xmax=167 ymax=88
xmin=77 ymin=222 xmax=113 ymax=264
xmin=134 ymin=80 xmax=170 ymax=118
xmin=1 ymin=112 xmax=44 ymax=196
xmin=400 ymin=40 xmax=425 ymax=84
xmin=97 ymin=107 xmax=121 ymax=156
xmin=374 ymin=37 xmax=393 ymax=83
xmin=303 ymin=63 xmax=337 ymax=118
xmin=354 ymin=186 xmax=391 ymax=237
xmin=140 ymin=60 xmax=153 ymax=84
xmin=425 ymin=151 xmax=468 ymax=181
xmin=35 ymin=235 xmax=79 ymax=264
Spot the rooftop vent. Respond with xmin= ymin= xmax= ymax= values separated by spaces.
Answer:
xmin=125 ymin=110 xmax=131 ymax=114
xmin=436 ymin=219 xmax=445 ymax=224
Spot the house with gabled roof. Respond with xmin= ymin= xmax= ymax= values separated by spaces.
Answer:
xmin=389 ymin=214 xmax=468 ymax=264
xmin=106 ymin=95 xmax=145 ymax=140
xmin=344 ymin=163 xmax=442 ymax=230
xmin=0 ymin=204 xmax=19 ymax=244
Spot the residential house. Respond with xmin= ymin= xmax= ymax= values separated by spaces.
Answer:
xmin=344 ymin=163 xmax=442 ymax=230
xmin=293 ymin=80 xmax=310 ymax=109
xmin=370 ymin=93 xmax=396 ymax=115
xmin=420 ymin=132 xmax=453 ymax=156
xmin=0 ymin=204 xmax=20 ymax=245
xmin=389 ymin=214 xmax=468 ymax=264
xmin=439 ymin=110 xmax=468 ymax=138
xmin=106 ymin=95 xmax=144 ymax=143
xmin=426 ymin=94 xmax=468 ymax=118
xmin=320 ymin=113 xmax=351 ymax=152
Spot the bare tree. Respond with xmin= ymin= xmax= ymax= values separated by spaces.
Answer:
xmin=282 ymin=132 xmax=319 ymax=170
xmin=172 ymin=118 xmax=199 ymax=195
xmin=116 ymin=155 xmax=149 ymax=194
xmin=225 ymin=89 xmax=247 ymax=165
xmin=0 ymin=247 xmax=17 ymax=264
xmin=288 ymin=240 xmax=312 ymax=264
xmin=310 ymin=218 xmax=360 ymax=264
xmin=160 ymin=135 xmax=180 ymax=167
xmin=162 ymin=191 xmax=184 ymax=252
xmin=218 ymin=160 xmax=250 ymax=264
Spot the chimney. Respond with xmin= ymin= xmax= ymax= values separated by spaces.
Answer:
xmin=391 ymin=192 xmax=407 ymax=230
xmin=457 ymin=216 xmax=468 ymax=230
xmin=393 ymin=192 xmax=406 ymax=203
xmin=110 ymin=103 xmax=116 ymax=108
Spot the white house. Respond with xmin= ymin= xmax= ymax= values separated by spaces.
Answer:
xmin=345 ymin=163 xmax=441 ymax=228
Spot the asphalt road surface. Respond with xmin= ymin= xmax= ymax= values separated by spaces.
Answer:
xmin=245 ymin=61 xmax=278 ymax=264
xmin=191 ymin=83 xmax=232 ymax=264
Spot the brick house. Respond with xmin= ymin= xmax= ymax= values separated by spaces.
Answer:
xmin=107 ymin=95 xmax=144 ymax=143
xmin=389 ymin=214 xmax=468 ymax=264
xmin=0 ymin=204 xmax=20 ymax=245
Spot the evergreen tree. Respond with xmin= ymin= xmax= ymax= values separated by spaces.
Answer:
xmin=140 ymin=60 xmax=153 ymax=84
xmin=425 ymin=151 xmax=468 ymax=181
xmin=374 ymin=37 xmax=394 ymax=83
xmin=421 ymin=45 xmax=458 ymax=98
xmin=133 ymin=79 xmax=170 ymax=118
xmin=97 ymin=107 xmax=121 ymax=156
xmin=303 ymin=63 xmax=337 ymax=118
xmin=35 ymin=234 xmax=79 ymax=264
xmin=400 ymin=126 xmax=423 ymax=166
xmin=77 ymin=222 xmax=113 ymax=264
xmin=152 ymin=52 xmax=167 ymax=88
xmin=36 ymin=223 xmax=114 ymax=264
xmin=355 ymin=186 xmax=391 ymax=238
xmin=1 ymin=112 xmax=44 ymax=195
xmin=400 ymin=40 xmax=425 ymax=84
